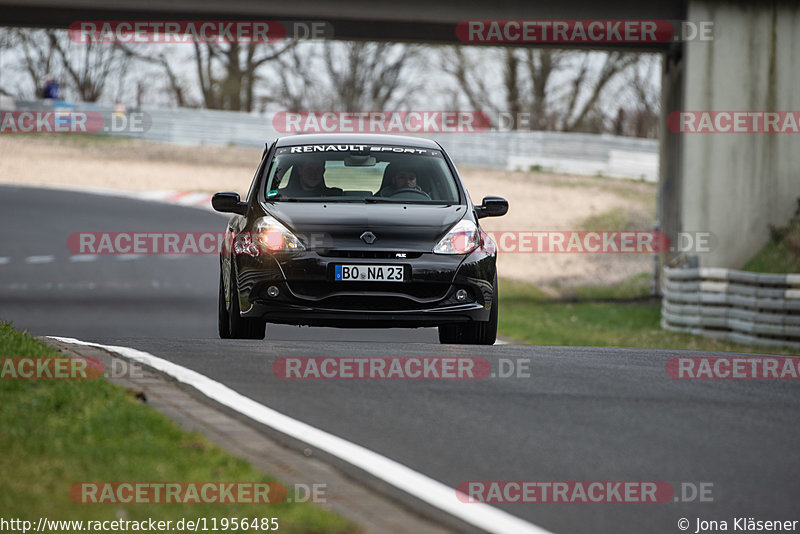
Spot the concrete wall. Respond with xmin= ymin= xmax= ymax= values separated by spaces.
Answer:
xmin=681 ymin=0 xmax=800 ymax=268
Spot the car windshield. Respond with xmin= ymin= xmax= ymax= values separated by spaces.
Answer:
xmin=262 ymin=144 xmax=460 ymax=204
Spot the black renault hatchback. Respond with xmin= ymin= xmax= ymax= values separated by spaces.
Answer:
xmin=212 ymin=134 xmax=508 ymax=344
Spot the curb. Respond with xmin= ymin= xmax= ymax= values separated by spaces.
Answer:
xmin=43 ymin=337 xmax=467 ymax=534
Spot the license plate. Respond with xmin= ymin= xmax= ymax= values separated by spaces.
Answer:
xmin=334 ymin=264 xmax=405 ymax=282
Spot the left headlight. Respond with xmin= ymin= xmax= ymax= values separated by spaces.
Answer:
xmin=433 ymin=219 xmax=481 ymax=254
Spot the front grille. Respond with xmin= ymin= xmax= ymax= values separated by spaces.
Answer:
xmin=317 ymin=250 xmax=423 ymax=259
xmin=288 ymin=281 xmax=449 ymax=300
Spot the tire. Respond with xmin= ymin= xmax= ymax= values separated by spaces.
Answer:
xmin=223 ymin=267 xmax=267 ymax=340
xmin=438 ymin=276 xmax=498 ymax=345
xmin=218 ymin=270 xmax=232 ymax=339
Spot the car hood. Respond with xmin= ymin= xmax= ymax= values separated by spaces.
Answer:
xmin=263 ymin=202 xmax=468 ymax=251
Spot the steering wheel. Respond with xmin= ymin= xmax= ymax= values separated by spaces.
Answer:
xmin=386 ymin=187 xmax=431 ymax=200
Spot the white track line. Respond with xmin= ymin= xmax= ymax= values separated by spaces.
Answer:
xmin=69 ymin=255 xmax=99 ymax=262
xmin=0 ymin=257 xmax=9 ymax=265
xmin=24 ymin=255 xmax=54 ymax=264
xmin=49 ymin=336 xmax=552 ymax=534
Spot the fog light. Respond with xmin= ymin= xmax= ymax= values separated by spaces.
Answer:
xmin=455 ymin=289 xmax=468 ymax=301
xmin=267 ymin=285 xmax=280 ymax=298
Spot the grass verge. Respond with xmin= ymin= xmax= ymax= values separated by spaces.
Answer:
xmin=0 ymin=322 xmax=355 ymax=533
xmin=743 ymin=200 xmax=800 ymax=273
xmin=498 ymin=278 xmax=800 ymax=356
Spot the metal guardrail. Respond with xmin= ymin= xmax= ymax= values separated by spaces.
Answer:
xmin=4 ymin=99 xmax=659 ymax=180
xmin=662 ymin=267 xmax=800 ymax=349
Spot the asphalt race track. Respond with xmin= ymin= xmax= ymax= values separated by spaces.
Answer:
xmin=3 ymin=185 xmax=800 ymax=534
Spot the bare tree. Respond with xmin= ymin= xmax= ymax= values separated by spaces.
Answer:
xmin=2 ymin=29 xmax=57 ymax=98
xmin=192 ymin=41 xmax=294 ymax=111
xmin=524 ymin=48 xmax=565 ymax=130
xmin=625 ymin=55 xmax=660 ymax=137
xmin=442 ymin=46 xmax=650 ymax=135
xmin=48 ymin=31 xmax=129 ymax=102
xmin=265 ymin=44 xmax=319 ymax=110
xmin=116 ymin=45 xmax=198 ymax=107
xmin=267 ymin=41 xmax=421 ymax=111
xmin=557 ymin=51 xmax=639 ymax=132
xmin=440 ymin=47 xmax=499 ymax=114
xmin=441 ymin=46 xmax=565 ymax=130
xmin=2 ymin=28 xmax=130 ymax=102
xmin=322 ymin=42 xmax=421 ymax=111
xmin=0 ymin=29 xmax=15 ymax=96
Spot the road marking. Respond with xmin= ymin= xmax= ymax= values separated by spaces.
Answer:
xmin=49 ymin=336 xmax=552 ymax=534
xmin=0 ymin=257 xmax=9 ymax=265
xmin=6 ymin=283 xmax=28 ymax=289
xmin=24 ymin=255 xmax=54 ymax=264
xmin=115 ymin=254 xmax=144 ymax=261
xmin=69 ymin=255 xmax=99 ymax=262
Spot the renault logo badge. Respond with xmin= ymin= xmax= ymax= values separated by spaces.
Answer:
xmin=360 ymin=231 xmax=377 ymax=244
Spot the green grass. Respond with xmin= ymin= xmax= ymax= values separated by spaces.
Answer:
xmin=554 ymin=272 xmax=653 ymax=300
xmin=0 ymin=323 xmax=355 ymax=533
xmin=497 ymin=278 xmax=800 ymax=356
xmin=579 ymin=206 xmax=656 ymax=232
xmin=579 ymin=207 xmax=640 ymax=231
xmin=742 ymin=202 xmax=800 ymax=273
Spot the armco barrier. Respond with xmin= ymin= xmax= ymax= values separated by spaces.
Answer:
xmin=4 ymin=99 xmax=658 ymax=181
xmin=662 ymin=267 xmax=800 ymax=349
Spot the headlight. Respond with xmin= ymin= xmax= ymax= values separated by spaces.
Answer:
xmin=255 ymin=215 xmax=305 ymax=253
xmin=433 ymin=219 xmax=481 ymax=254
xmin=235 ymin=215 xmax=305 ymax=255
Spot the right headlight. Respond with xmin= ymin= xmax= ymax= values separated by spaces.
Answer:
xmin=234 ymin=215 xmax=305 ymax=256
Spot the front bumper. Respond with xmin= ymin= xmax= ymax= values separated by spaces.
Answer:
xmin=232 ymin=248 xmax=496 ymax=328
xmin=245 ymin=301 xmax=488 ymax=328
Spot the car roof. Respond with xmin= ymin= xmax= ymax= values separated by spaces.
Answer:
xmin=274 ymin=133 xmax=441 ymax=150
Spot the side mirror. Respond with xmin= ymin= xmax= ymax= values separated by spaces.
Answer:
xmin=212 ymin=192 xmax=247 ymax=215
xmin=475 ymin=196 xmax=508 ymax=219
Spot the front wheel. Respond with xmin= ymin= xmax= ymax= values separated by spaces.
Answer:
xmin=438 ymin=276 xmax=498 ymax=345
xmin=218 ymin=271 xmax=232 ymax=339
xmin=219 ymin=267 xmax=266 ymax=340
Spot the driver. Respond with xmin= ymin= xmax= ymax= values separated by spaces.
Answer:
xmin=379 ymin=167 xmax=423 ymax=197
